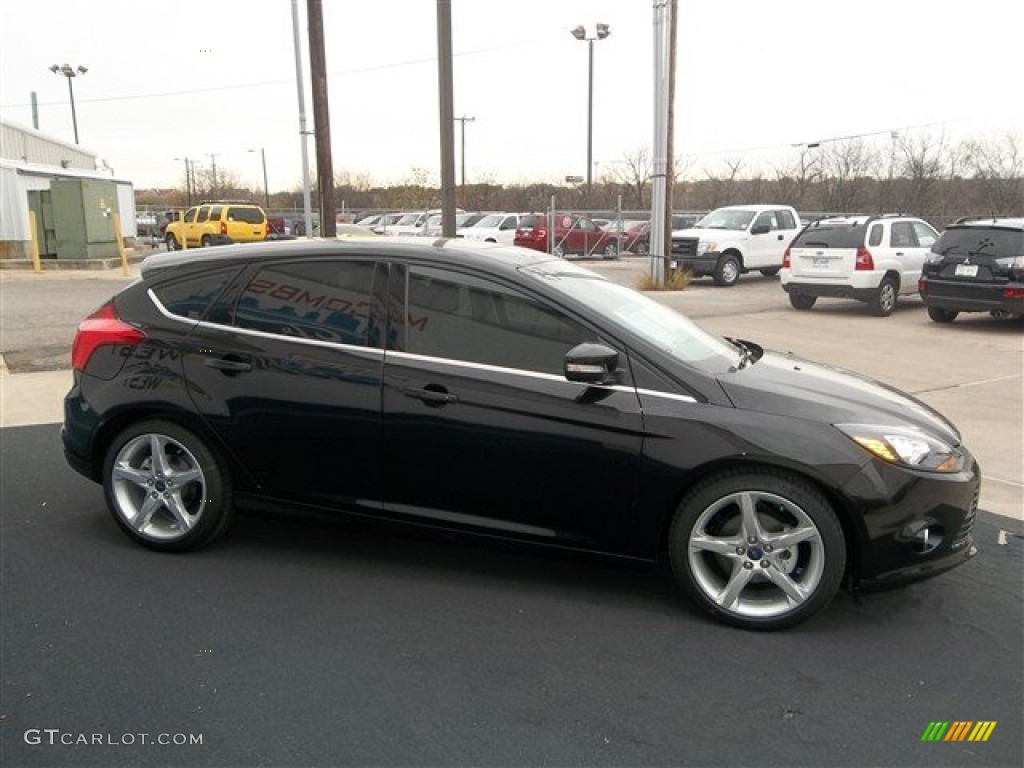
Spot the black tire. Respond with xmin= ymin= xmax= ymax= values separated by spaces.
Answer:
xmin=636 ymin=240 xmax=649 ymax=255
xmin=552 ymin=241 xmax=567 ymax=259
xmin=200 ymin=235 xmax=213 ymax=248
xmin=102 ymin=420 xmax=233 ymax=552
xmin=713 ymin=254 xmax=741 ymax=287
xmin=869 ymin=276 xmax=898 ymax=316
xmin=928 ymin=306 xmax=959 ymax=323
xmin=668 ymin=469 xmax=846 ymax=630
xmin=760 ymin=267 xmax=780 ymax=277
xmin=165 ymin=233 xmax=180 ymax=251
xmin=789 ymin=292 xmax=817 ymax=311
xmin=603 ymin=240 xmax=620 ymax=260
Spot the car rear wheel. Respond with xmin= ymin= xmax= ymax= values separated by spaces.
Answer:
xmin=200 ymin=235 xmax=213 ymax=248
xmin=713 ymin=255 xmax=741 ymax=287
xmin=603 ymin=240 xmax=619 ymax=259
xmin=669 ymin=470 xmax=846 ymax=630
xmin=870 ymin=276 xmax=898 ymax=316
xmin=789 ymin=292 xmax=817 ymax=310
xmin=552 ymin=242 xmax=566 ymax=259
xmin=636 ymin=240 xmax=649 ymax=255
xmin=928 ymin=306 xmax=959 ymax=323
xmin=103 ymin=420 xmax=233 ymax=552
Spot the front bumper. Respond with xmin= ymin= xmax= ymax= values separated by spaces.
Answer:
xmin=670 ymin=254 xmax=719 ymax=276
xmin=842 ymin=453 xmax=981 ymax=589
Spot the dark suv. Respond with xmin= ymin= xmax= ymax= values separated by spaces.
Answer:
xmin=918 ymin=218 xmax=1024 ymax=322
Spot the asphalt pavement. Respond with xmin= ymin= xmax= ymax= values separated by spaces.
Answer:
xmin=2 ymin=423 xmax=1022 ymax=768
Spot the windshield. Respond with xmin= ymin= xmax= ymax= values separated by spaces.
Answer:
xmin=522 ymin=261 xmax=740 ymax=374
xmin=396 ymin=213 xmax=421 ymax=226
xmin=933 ymin=226 xmax=1024 ymax=259
xmin=695 ymin=209 xmax=756 ymax=231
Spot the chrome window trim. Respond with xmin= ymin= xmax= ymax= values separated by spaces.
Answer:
xmin=148 ymin=289 xmax=696 ymax=404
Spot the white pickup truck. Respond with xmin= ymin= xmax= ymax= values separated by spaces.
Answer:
xmin=670 ymin=204 xmax=802 ymax=286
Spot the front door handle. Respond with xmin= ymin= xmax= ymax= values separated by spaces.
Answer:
xmin=401 ymin=385 xmax=457 ymax=407
xmin=204 ymin=356 xmax=253 ymax=374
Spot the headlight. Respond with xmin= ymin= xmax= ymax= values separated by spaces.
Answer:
xmin=696 ymin=240 xmax=717 ymax=255
xmin=835 ymin=424 xmax=964 ymax=473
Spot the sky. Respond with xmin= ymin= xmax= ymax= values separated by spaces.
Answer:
xmin=1 ymin=0 xmax=1022 ymax=195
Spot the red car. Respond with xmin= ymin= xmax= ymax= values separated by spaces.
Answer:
xmin=514 ymin=213 xmax=620 ymax=259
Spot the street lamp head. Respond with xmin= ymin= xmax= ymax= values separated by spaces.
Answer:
xmin=570 ymin=25 xmax=586 ymax=40
xmin=76 ymin=65 xmax=88 ymax=75
xmin=596 ymin=23 xmax=611 ymax=39
xmin=49 ymin=64 xmax=60 ymax=74
xmin=50 ymin=63 xmax=87 ymax=78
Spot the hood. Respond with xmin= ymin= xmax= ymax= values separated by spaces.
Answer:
xmin=717 ymin=349 xmax=961 ymax=445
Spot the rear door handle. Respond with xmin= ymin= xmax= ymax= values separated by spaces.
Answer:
xmin=401 ymin=385 xmax=457 ymax=406
xmin=204 ymin=356 xmax=253 ymax=374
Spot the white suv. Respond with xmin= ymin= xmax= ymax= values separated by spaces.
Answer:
xmin=781 ymin=214 xmax=939 ymax=316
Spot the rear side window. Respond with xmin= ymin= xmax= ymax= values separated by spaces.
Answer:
xmin=153 ymin=267 xmax=240 ymax=321
xmin=228 ymin=207 xmax=265 ymax=224
xmin=208 ymin=206 xmax=223 ymax=221
xmin=933 ymin=227 xmax=1024 ymax=259
xmin=234 ymin=260 xmax=379 ymax=347
xmin=792 ymin=221 xmax=868 ymax=249
xmin=777 ymin=210 xmax=797 ymax=230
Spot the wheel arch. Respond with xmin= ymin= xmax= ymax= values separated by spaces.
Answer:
xmin=653 ymin=456 xmax=866 ymax=585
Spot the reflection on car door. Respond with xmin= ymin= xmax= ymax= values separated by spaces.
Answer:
xmin=380 ymin=263 xmax=644 ymax=551
xmin=891 ymin=221 xmax=932 ymax=291
xmin=181 ymin=258 xmax=387 ymax=508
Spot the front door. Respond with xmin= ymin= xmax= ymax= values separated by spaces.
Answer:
xmin=379 ymin=263 xmax=644 ymax=552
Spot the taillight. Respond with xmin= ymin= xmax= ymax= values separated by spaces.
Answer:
xmin=71 ymin=301 xmax=146 ymax=372
xmin=918 ymin=278 xmax=928 ymax=294
xmin=782 ymin=247 xmax=791 ymax=269
xmin=1004 ymin=287 xmax=1024 ymax=299
xmin=855 ymin=247 xmax=874 ymax=271
xmin=220 ymin=221 xmax=228 ymax=236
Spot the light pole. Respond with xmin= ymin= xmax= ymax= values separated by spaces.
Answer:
xmin=249 ymin=148 xmax=270 ymax=208
xmin=570 ymin=23 xmax=610 ymax=200
xmin=174 ymin=157 xmax=194 ymax=206
xmin=49 ymin=63 xmax=87 ymax=144
xmin=454 ymin=116 xmax=475 ymax=209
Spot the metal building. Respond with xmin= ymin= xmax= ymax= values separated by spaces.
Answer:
xmin=0 ymin=119 xmax=136 ymax=261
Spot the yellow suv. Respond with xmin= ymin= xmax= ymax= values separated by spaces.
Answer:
xmin=165 ymin=202 xmax=267 ymax=249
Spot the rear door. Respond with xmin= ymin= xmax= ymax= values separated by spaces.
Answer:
xmin=379 ymin=262 xmax=644 ymax=552
xmin=181 ymin=257 xmax=386 ymax=508
xmin=225 ymin=206 xmax=267 ymax=243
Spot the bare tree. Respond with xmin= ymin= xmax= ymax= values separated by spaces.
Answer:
xmin=964 ymin=133 xmax=1024 ymax=215
xmin=609 ymin=148 xmax=652 ymax=208
xmin=819 ymin=139 xmax=878 ymax=213
xmin=894 ymin=132 xmax=947 ymax=217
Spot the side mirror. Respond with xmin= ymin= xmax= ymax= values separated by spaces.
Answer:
xmin=564 ymin=343 xmax=619 ymax=385
xmin=750 ymin=224 xmax=771 ymax=235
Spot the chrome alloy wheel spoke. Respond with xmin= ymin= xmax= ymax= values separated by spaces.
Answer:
xmin=716 ymin=561 xmax=755 ymax=609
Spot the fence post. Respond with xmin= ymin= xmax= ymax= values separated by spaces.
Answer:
xmin=28 ymin=211 xmax=42 ymax=272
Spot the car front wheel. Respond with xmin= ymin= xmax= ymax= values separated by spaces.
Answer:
xmin=603 ymin=240 xmax=619 ymax=259
xmin=165 ymin=233 xmax=180 ymax=251
xmin=669 ymin=470 xmax=846 ymax=630
xmin=713 ymin=255 xmax=741 ymax=287
xmin=103 ymin=420 xmax=233 ymax=552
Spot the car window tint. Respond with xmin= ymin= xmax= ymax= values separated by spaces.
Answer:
xmin=230 ymin=207 xmax=265 ymax=224
xmin=933 ymin=227 xmax=1024 ymax=259
xmin=868 ymin=224 xmax=883 ymax=246
xmin=404 ymin=266 xmax=590 ymax=374
xmin=777 ymin=210 xmax=796 ymax=230
xmin=184 ymin=207 xmax=198 ymax=223
xmin=235 ymin=261 xmax=378 ymax=347
xmin=890 ymin=222 xmax=918 ymax=248
xmin=792 ymin=221 xmax=868 ymax=248
xmin=912 ymin=222 xmax=938 ymax=248
xmin=153 ymin=267 xmax=240 ymax=321
xmin=196 ymin=207 xmax=210 ymax=224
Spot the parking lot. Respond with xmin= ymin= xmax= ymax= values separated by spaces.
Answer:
xmin=1 ymin=252 xmax=1022 ymax=767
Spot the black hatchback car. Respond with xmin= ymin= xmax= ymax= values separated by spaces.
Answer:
xmin=919 ymin=217 xmax=1024 ymax=322
xmin=63 ymin=239 xmax=979 ymax=630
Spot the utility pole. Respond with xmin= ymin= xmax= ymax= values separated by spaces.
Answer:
xmin=307 ymin=0 xmax=336 ymax=237
xmin=437 ymin=0 xmax=457 ymax=236
xmin=290 ymin=0 xmax=314 ymax=238
xmin=663 ymin=0 xmax=677 ymax=280
xmin=208 ymin=153 xmax=220 ymax=197
xmin=454 ymin=115 xmax=475 ymax=209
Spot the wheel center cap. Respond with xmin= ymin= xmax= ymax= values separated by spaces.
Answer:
xmin=747 ymin=546 xmax=764 ymax=561
xmin=155 ymin=480 xmax=167 ymax=493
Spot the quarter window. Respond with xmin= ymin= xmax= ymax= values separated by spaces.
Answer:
xmin=868 ymin=224 xmax=883 ymax=247
xmin=402 ymin=267 xmax=591 ymax=374
xmin=235 ymin=261 xmax=379 ymax=347
xmin=153 ymin=267 xmax=240 ymax=321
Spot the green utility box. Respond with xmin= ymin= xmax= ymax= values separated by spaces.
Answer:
xmin=50 ymin=178 xmax=120 ymax=260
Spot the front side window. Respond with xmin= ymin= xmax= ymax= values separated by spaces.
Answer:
xmin=401 ymin=266 xmax=591 ymax=374
xmin=235 ymin=260 xmax=379 ymax=347
xmin=890 ymin=222 xmax=918 ymax=248
xmin=183 ymin=207 xmax=198 ymax=224
xmin=196 ymin=206 xmax=211 ymax=224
